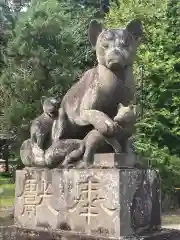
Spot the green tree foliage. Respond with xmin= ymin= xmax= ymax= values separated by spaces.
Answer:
xmin=0 ymin=0 xmax=14 ymax=137
xmin=0 ymin=0 xmax=97 ymax=152
xmin=0 ymin=0 xmax=74 ymax=138
xmin=0 ymin=0 xmax=14 ymax=73
xmin=56 ymin=0 xmax=97 ymax=74
xmin=106 ymin=0 xmax=180 ymax=190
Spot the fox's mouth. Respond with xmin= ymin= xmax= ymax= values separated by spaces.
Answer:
xmin=106 ymin=52 xmax=126 ymax=68
xmin=47 ymin=109 xmax=58 ymax=117
xmin=106 ymin=59 xmax=124 ymax=69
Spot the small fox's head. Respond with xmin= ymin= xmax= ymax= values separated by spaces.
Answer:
xmin=114 ymin=103 xmax=136 ymax=124
xmin=42 ymin=97 xmax=60 ymax=118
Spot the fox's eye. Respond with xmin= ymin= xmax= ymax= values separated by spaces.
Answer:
xmin=120 ymin=34 xmax=132 ymax=47
xmin=105 ymin=30 xmax=114 ymax=40
xmin=120 ymin=37 xmax=129 ymax=47
xmin=126 ymin=34 xmax=133 ymax=44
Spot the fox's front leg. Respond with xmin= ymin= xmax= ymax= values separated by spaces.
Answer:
xmin=81 ymin=129 xmax=122 ymax=168
xmin=80 ymin=109 xmax=120 ymax=136
xmin=51 ymin=108 xmax=67 ymax=141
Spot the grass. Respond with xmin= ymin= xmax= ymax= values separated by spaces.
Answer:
xmin=0 ymin=176 xmax=15 ymax=209
xmin=0 ymin=175 xmax=15 ymax=225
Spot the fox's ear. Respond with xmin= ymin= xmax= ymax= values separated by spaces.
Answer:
xmin=88 ymin=20 xmax=103 ymax=47
xmin=117 ymin=103 xmax=123 ymax=109
xmin=129 ymin=104 xmax=134 ymax=109
xmin=54 ymin=95 xmax=61 ymax=102
xmin=126 ymin=19 xmax=143 ymax=39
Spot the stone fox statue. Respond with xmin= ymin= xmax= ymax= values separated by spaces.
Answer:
xmin=60 ymin=103 xmax=136 ymax=168
xmin=21 ymin=103 xmax=135 ymax=168
xmin=21 ymin=19 xmax=143 ymax=168
xmin=52 ymin=19 xmax=142 ymax=143
xmin=30 ymin=97 xmax=60 ymax=150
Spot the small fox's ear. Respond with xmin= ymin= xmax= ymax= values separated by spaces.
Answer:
xmin=129 ymin=104 xmax=134 ymax=109
xmin=54 ymin=95 xmax=60 ymax=100
xmin=117 ymin=103 xmax=123 ymax=109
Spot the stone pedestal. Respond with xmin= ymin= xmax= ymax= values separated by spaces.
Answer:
xmin=14 ymin=154 xmax=161 ymax=239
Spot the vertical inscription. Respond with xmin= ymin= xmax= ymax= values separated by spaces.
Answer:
xmin=78 ymin=178 xmax=102 ymax=225
xmin=69 ymin=177 xmax=103 ymax=225
xmin=68 ymin=177 xmax=116 ymax=225
xmin=22 ymin=177 xmax=52 ymax=216
xmin=23 ymin=179 xmax=38 ymax=216
xmin=38 ymin=179 xmax=52 ymax=197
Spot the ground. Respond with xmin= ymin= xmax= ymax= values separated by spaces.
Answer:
xmin=162 ymin=210 xmax=180 ymax=230
xmin=162 ymin=209 xmax=180 ymax=225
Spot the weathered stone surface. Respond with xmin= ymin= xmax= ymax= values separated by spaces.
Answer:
xmin=92 ymin=153 xmax=145 ymax=168
xmin=20 ymin=19 xmax=142 ymax=169
xmin=1 ymin=226 xmax=180 ymax=240
xmin=14 ymin=166 xmax=161 ymax=239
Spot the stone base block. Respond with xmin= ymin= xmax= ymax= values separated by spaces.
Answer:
xmin=14 ymin=166 xmax=161 ymax=239
xmin=93 ymin=153 xmax=147 ymax=168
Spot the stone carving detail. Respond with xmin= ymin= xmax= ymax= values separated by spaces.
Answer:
xmin=14 ymin=168 xmax=161 ymax=238
xmin=13 ymin=17 xmax=163 ymax=240
xmin=22 ymin=177 xmax=53 ymax=217
xmin=68 ymin=177 xmax=117 ymax=225
xmin=69 ymin=178 xmax=102 ymax=224
xmin=30 ymin=97 xmax=60 ymax=150
xmin=23 ymin=179 xmax=38 ymax=216
xmin=14 ymin=169 xmax=57 ymax=228
xmin=20 ymin=19 xmax=142 ymax=169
